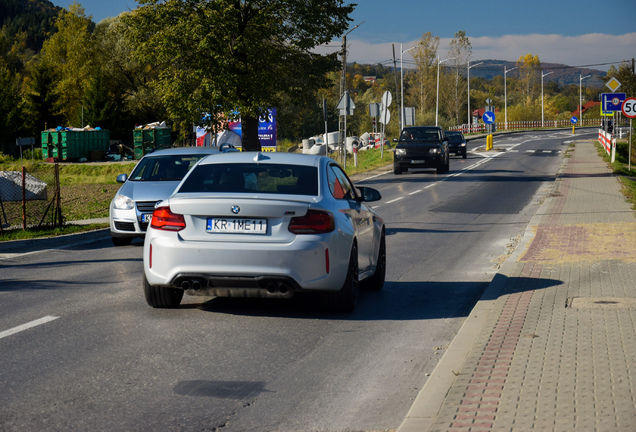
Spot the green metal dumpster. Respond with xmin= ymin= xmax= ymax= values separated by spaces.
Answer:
xmin=41 ymin=130 xmax=110 ymax=161
xmin=133 ymin=127 xmax=172 ymax=159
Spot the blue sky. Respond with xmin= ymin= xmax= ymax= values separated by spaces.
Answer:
xmin=52 ymin=0 xmax=635 ymax=71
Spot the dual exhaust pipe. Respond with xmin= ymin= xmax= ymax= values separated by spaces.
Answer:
xmin=180 ymin=279 xmax=204 ymax=291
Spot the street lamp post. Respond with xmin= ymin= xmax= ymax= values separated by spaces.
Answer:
xmin=504 ymin=66 xmax=517 ymax=130
xmin=579 ymin=74 xmax=591 ymax=124
xmin=541 ymin=70 xmax=553 ymax=128
xmin=400 ymin=44 xmax=415 ymax=132
xmin=467 ymin=61 xmax=483 ymax=133
xmin=436 ymin=56 xmax=454 ymax=127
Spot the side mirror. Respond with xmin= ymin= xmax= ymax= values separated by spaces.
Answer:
xmin=356 ymin=186 xmax=382 ymax=203
xmin=116 ymin=173 xmax=128 ymax=183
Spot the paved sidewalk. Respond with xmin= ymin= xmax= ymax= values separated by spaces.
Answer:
xmin=399 ymin=139 xmax=636 ymax=431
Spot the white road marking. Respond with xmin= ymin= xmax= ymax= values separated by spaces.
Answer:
xmin=386 ymin=196 xmax=404 ymax=204
xmin=0 ymin=316 xmax=59 ymax=340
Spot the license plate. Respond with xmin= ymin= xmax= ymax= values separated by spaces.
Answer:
xmin=411 ymin=160 xmax=427 ymax=163
xmin=207 ymin=217 xmax=267 ymax=234
xmin=142 ymin=213 xmax=152 ymax=223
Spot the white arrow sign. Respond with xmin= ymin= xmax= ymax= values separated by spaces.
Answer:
xmin=483 ymin=112 xmax=494 ymax=123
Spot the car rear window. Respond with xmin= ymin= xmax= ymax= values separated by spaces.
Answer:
xmin=178 ymin=163 xmax=319 ymax=196
xmin=400 ymin=128 xmax=441 ymax=141
xmin=446 ymin=133 xmax=464 ymax=143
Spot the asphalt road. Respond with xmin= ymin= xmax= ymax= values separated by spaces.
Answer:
xmin=0 ymin=128 xmax=597 ymax=432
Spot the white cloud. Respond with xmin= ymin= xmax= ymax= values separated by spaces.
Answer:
xmin=325 ymin=33 xmax=636 ymax=71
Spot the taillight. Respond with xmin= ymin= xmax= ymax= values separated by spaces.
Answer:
xmin=288 ymin=210 xmax=335 ymax=234
xmin=150 ymin=206 xmax=186 ymax=231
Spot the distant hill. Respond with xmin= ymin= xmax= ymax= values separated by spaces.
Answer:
xmin=464 ymin=59 xmax=606 ymax=88
xmin=0 ymin=0 xmax=62 ymax=53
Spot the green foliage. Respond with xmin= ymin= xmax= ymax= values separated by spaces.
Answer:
xmin=123 ymin=0 xmax=354 ymax=150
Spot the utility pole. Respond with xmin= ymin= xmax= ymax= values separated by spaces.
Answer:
xmin=338 ymin=22 xmax=363 ymax=163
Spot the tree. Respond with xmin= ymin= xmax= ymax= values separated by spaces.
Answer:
xmin=0 ymin=58 xmax=25 ymax=154
xmin=22 ymin=58 xmax=63 ymax=134
xmin=447 ymin=31 xmax=472 ymax=124
xmin=516 ymin=53 xmax=540 ymax=101
xmin=123 ymin=0 xmax=354 ymax=151
xmin=409 ymin=32 xmax=439 ymax=116
xmin=40 ymin=2 xmax=96 ymax=126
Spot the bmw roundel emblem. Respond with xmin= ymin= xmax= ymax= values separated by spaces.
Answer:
xmin=231 ymin=205 xmax=240 ymax=214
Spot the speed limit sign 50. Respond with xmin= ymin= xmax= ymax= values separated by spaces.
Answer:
xmin=622 ymin=97 xmax=636 ymax=118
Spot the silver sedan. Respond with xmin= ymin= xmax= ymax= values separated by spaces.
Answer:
xmin=109 ymin=146 xmax=233 ymax=246
xmin=142 ymin=152 xmax=385 ymax=312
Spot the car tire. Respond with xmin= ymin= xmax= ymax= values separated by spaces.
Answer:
xmin=462 ymin=151 xmax=467 ymax=159
xmin=445 ymin=154 xmax=450 ymax=172
xmin=143 ymin=273 xmax=183 ymax=308
xmin=111 ymin=235 xmax=133 ymax=246
xmin=325 ymin=243 xmax=359 ymax=313
xmin=362 ymin=231 xmax=385 ymax=291
xmin=393 ymin=166 xmax=402 ymax=175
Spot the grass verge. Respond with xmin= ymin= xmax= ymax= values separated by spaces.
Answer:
xmin=594 ymin=140 xmax=636 ymax=210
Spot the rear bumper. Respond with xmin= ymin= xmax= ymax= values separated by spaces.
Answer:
xmin=144 ymin=231 xmax=351 ymax=294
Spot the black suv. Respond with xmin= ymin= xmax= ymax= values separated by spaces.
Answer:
xmin=393 ymin=126 xmax=449 ymax=175
xmin=445 ymin=130 xmax=467 ymax=159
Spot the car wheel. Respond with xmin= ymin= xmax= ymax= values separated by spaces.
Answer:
xmin=325 ymin=243 xmax=359 ymax=313
xmin=445 ymin=154 xmax=450 ymax=172
xmin=362 ymin=231 xmax=385 ymax=291
xmin=436 ymin=158 xmax=446 ymax=174
xmin=393 ymin=166 xmax=402 ymax=175
xmin=111 ymin=235 xmax=133 ymax=246
xmin=143 ymin=273 xmax=183 ymax=308
xmin=462 ymin=150 xmax=467 ymax=159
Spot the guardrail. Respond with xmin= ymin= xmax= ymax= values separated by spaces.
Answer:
xmin=449 ymin=118 xmax=603 ymax=134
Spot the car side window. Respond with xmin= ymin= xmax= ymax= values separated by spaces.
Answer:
xmin=327 ymin=164 xmax=355 ymax=200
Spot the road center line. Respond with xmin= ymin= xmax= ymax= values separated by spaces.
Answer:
xmin=0 ymin=316 xmax=59 ymax=340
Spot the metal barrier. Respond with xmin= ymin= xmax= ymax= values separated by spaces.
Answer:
xmin=449 ymin=118 xmax=603 ymax=134
xmin=0 ymin=164 xmax=62 ymax=233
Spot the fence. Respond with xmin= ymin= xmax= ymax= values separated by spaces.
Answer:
xmin=449 ymin=118 xmax=602 ymax=134
xmin=0 ymin=164 xmax=62 ymax=234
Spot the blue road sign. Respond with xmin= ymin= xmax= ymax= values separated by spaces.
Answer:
xmin=601 ymin=93 xmax=626 ymax=112
xmin=483 ymin=111 xmax=495 ymax=124
xmin=570 ymin=117 xmax=578 ymax=124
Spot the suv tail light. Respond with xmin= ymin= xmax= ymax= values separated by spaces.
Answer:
xmin=150 ymin=206 xmax=186 ymax=231
xmin=288 ymin=210 xmax=335 ymax=234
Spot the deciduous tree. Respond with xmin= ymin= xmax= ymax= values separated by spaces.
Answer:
xmin=123 ymin=0 xmax=355 ymax=151
xmin=447 ymin=31 xmax=471 ymax=124
xmin=516 ymin=53 xmax=540 ymax=101
xmin=409 ymin=32 xmax=439 ymax=116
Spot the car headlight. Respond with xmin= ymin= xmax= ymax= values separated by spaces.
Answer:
xmin=395 ymin=148 xmax=406 ymax=156
xmin=113 ymin=194 xmax=134 ymax=210
xmin=429 ymin=148 xmax=440 ymax=155
xmin=460 ymin=142 xmax=466 ymax=147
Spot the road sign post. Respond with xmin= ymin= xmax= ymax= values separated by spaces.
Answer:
xmin=622 ymin=97 xmax=636 ymax=171
xmin=483 ymin=109 xmax=495 ymax=150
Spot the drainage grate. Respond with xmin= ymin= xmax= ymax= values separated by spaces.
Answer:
xmin=566 ymin=297 xmax=636 ymax=309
